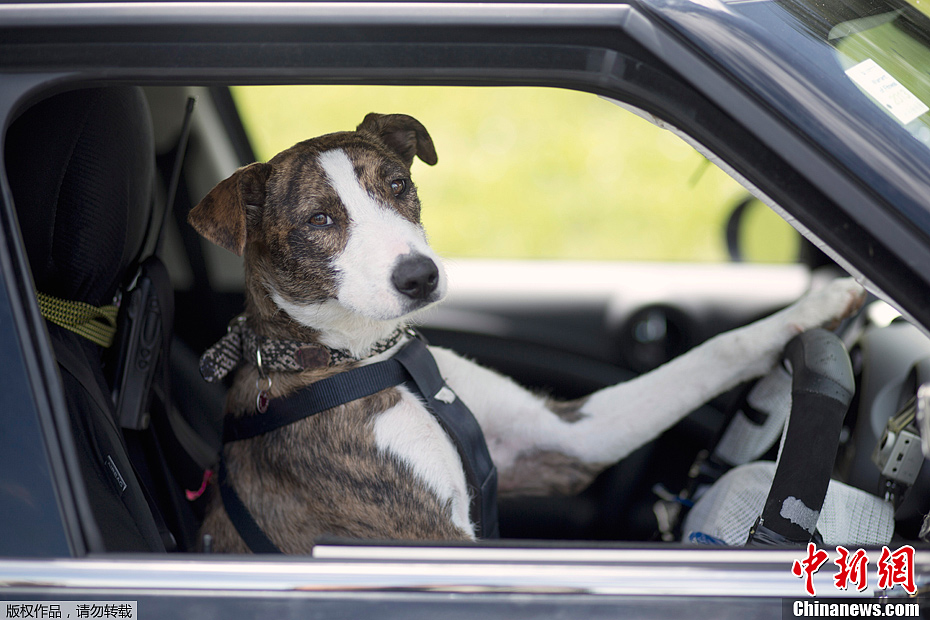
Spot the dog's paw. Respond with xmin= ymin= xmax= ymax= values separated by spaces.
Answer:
xmin=785 ymin=277 xmax=866 ymax=333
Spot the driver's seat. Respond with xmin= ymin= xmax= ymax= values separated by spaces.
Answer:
xmin=683 ymin=461 xmax=893 ymax=546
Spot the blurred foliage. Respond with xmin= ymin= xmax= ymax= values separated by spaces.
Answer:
xmin=232 ymin=85 xmax=798 ymax=262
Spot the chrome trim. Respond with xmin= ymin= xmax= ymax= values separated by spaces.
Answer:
xmin=1 ymin=546 xmax=920 ymax=598
xmin=0 ymin=2 xmax=628 ymax=28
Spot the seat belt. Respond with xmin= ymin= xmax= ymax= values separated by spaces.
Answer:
xmin=221 ymin=335 xmax=499 ymax=552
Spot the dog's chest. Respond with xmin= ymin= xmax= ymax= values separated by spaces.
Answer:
xmin=372 ymin=386 xmax=474 ymax=537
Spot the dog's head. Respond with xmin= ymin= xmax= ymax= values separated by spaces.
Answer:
xmin=189 ymin=113 xmax=446 ymax=348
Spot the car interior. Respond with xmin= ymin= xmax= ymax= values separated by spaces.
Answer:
xmin=3 ymin=81 xmax=930 ymax=556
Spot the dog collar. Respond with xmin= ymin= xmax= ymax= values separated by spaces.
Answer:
xmin=198 ymin=315 xmax=406 ymax=383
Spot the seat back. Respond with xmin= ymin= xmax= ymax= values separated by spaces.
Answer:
xmin=6 ymin=86 xmax=168 ymax=552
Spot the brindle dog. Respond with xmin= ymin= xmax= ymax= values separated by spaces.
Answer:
xmin=189 ymin=113 xmax=865 ymax=553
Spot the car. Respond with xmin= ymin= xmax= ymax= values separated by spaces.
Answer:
xmin=0 ymin=0 xmax=928 ymax=617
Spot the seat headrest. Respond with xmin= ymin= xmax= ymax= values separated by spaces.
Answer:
xmin=5 ymin=86 xmax=155 ymax=307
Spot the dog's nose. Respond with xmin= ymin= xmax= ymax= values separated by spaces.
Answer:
xmin=392 ymin=254 xmax=440 ymax=300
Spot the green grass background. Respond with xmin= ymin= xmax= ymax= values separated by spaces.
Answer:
xmin=231 ymin=85 xmax=797 ymax=262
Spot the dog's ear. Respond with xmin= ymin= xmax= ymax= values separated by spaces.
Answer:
xmin=188 ymin=162 xmax=272 ymax=256
xmin=357 ymin=113 xmax=438 ymax=168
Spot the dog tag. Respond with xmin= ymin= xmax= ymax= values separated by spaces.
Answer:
xmin=256 ymin=390 xmax=269 ymax=413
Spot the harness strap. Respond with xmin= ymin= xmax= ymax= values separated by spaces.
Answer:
xmin=218 ymin=460 xmax=282 ymax=554
xmin=221 ymin=337 xmax=499 ymax=550
xmin=223 ymin=356 xmax=410 ymax=443
xmin=392 ymin=338 xmax=500 ymax=539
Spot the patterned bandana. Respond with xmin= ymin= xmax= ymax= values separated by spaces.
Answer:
xmin=198 ymin=315 xmax=407 ymax=383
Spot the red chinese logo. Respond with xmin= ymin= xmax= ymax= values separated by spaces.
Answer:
xmin=792 ymin=543 xmax=829 ymax=596
xmin=791 ymin=543 xmax=917 ymax=596
xmin=876 ymin=545 xmax=916 ymax=595
xmin=833 ymin=546 xmax=869 ymax=592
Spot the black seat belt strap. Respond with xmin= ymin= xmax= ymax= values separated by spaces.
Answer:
xmin=392 ymin=339 xmax=500 ymax=539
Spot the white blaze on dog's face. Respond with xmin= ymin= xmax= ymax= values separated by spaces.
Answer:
xmin=269 ymin=145 xmax=447 ymax=352
xmin=323 ymin=147 xmax=445 ymax=318
xmin=188 ymin=113 xmax=444 ymax=356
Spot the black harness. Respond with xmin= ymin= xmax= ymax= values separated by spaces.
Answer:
xmin=219 ymin=336 xmax=500 ymax=552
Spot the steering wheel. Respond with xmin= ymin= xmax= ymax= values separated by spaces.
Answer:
xmin=744 ymin=328 xmax=856 ymax=544
xmin=683 ymin=328 xmax=856 ymax=545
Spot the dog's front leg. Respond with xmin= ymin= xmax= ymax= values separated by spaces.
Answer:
xmin=432 ymin=277 xmax=865 ymax=496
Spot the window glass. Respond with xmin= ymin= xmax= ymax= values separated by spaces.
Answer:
xmin=836 ymin=16 xmax=930 ymax=141
xmin=725 ymin=0 xmax=930 ymax=151
xmin=232 ymin=86 xmax=798 ymax=262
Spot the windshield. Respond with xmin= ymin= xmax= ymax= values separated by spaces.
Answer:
xmin=805 ymin=0 xmax=929 ymax=145
xmin=682 ymin=0 xmax=930 ymax=241
xmin=728 ymin=0 xmax=930 ymax=148
xmin=835 ymin=7 xmax=930 ymax=146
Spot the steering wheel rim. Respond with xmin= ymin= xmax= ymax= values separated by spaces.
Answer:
xmin=745 ymin=328 xmax=855 ymax=545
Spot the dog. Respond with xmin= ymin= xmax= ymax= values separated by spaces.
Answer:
xmin=189 ymin=112 xmax=865 ymax=553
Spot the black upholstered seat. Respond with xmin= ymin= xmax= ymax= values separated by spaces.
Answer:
xmin=6 ymin=87 xmax=167 ymax=552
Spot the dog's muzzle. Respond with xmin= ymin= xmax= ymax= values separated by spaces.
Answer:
xmin=392 ymin=254 xmax=440 ymax=301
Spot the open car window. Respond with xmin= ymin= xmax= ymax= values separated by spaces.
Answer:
xmin=230 ymin=85 xmax=800 ymax=264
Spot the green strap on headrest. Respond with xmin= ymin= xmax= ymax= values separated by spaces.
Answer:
xmin=36 ymin=292 xmax=118 ymax=348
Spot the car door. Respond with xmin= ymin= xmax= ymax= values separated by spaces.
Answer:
xmin=1 ymin=2 xmax=928 ymax=617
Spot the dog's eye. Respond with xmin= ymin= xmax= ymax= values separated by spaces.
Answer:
xmin=390 ymin=178 xmax=408 ymax=197
xmin=308 ymin=213 xmax=334 ymax=228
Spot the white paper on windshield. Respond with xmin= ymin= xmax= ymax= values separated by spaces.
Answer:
xmin=845 ymin=58 xmax=929 ymax=125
